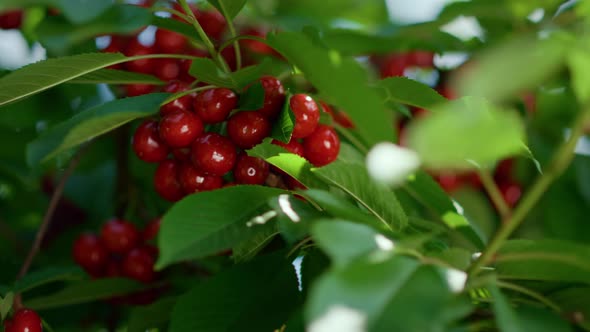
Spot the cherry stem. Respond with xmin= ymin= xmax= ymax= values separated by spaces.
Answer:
xmin=467 ymin=109 xmax=590 ymax=277
xmin=478 ymin=169 xmax=511 ymax=220
xmin=216 ymin=1 xmax=242 ymax=70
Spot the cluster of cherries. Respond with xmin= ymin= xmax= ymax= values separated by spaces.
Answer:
xmin=72 ymin=218 xmax=161 ymax=283
xmin=3 ymin=309 xmax=43 ymax=332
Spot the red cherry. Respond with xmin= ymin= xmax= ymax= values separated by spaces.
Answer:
xmin=143 ymin=218 xmax=161 ymax=242
xmin=499 ymin=181 xmax=522 ymax=208
xmin=124 ymin=40 xmax=156 ymax=74
xmin=290 ymin=94 xmax=320 ymax=139
xmin=159 ymin=110 xmax=203 ymax=148
xmin=132 ymin=120 xmax=170 ymax=163
xmin=191 ymin=133 xmax=237 ymax=176
xmin=122 ymin=247 xmax=155 ymax=283
xmin=72 ymin=233 xmax=109 ymax=275
xmin=105 ymin=260 xmax=123 ymax=277
xmin=220 ymin=45 xmax=238 ymax=71
xmin=178 ymin=162 xmax=224 ymax=194
xmin=257 ymin=76 xmax=286 ymax=119
xmin=100 ymin=219 xmax=140 ymax=254
xmin=154 ymin=58 xmax=181 ymax=81
xmin=283 ymin=174 xmax=306 ymax=190
xmin=407 ymin=51 xmax=434 ymax=67
xmin=272 ymin=139 xmax=304 ymax=156
xmin=494 ymin=159 xmax=514 ymax=183
xmin=197 ymin=9 xmax=226 ymax=40
xmin=10 ymin=309 xmax=43 ymax=332
xmin=0 ymin=10 xmax=23 ymax=30
xmin=435 ymin=172 xmax=464 ymax=193
xmin=178 ymin=48 xmax=208 ymax=82
xmin=102 ymin=36 xmax=127 ymax=69
xmin=240 ymin=27 xmax=275 ymax=55
xmin=234 ymin=155 xmax=270 ymax=185
xmin=227 ymin=111 xmax=271 ymax=149
xmin=125 ymin=84 xmax=155 ymax=97
xmin=172 ymin=147 xmax=191 ymax=161
xmin=160 ymin=80 xmax=194 ymax=115
xmin=193 ymin=88 xmax=238 ymax=123
xmin=380 ymin=54 xmax=408 ymax=78
xmin=302 ymin=125 xmax=340 ymax=167
xmin=3 ymin=318 xmax=14 ymax=332
xmin=154 ymin=159 xmax=185 ymax=202
xmin=155 ymin=28 xmax=187 ymax=53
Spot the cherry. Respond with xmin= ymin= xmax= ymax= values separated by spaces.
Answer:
xmin=102 ymin=36 xmax=127 ymax=69
xmin=499 ymin=181 xmax=522 ymax=208
xmin=3 ymin=318 xmax=13 ymax=332
xmin=240 ymin=27 xmax=275 ymax=55
xmin=155 ymin=28 xmax=187 ymax=54
xmin=100 ymin=219 xmax=140 ymax=254
xmin=227 ymin=111 xmax=271 ymax=149
xmin=435 ymin=172 xmax=464 ymax=193
xmin=105 ymin=260 xmax=123 ymax=277
xmin=302 ymin=125 xmax=340 ymax=167
xmin=72 ymin=233 xmax=109 ymax=275
xmin=290 ymin=94 xmax=320 ymax=139
xmin=257 ymin=76 xmax=286 ymax=119
xmin=154 ymin=58 xmax=181 ymax=81
xmin=320 ymin=102 xmax=354 ymax=128
xmin=283 ymin=174 xmax=306 ymax=190
xmin=172 ymin=147 xmax=191 ymax=161
xmin=193 ymin=88 xmax=238 ymax=123
xmin=154 ymin=159 xmax=185 ymax=202
xmin=143 ymin=218 xmax=161 ymax=242
xmin=160 ymin=80 xmax=194 ymax=115
xmin=407 ymin=51 xmax=434 ymax=67
xmin=132 ymin=120 xmax=170 ymax=163
xmin=220 ymin=45 xmax=238 ymax=71
xmin=9 ymin=309 xmax=43 ymax=332
xmin=380 ymin=54 xmax=408 ymax=78
xmin=0 ymin=10 xmax=23 ymax=30
xmin=234 ymin=155 xmax=270 ymax=185
xmin=178 ymin=48 xmax=208 ymax=82
xmin=191 ymin=133 xmax=237 ymax=176
xmin=122 ymin=247 xmax=156 ymax=283
xmin=124 ymin=40 xmax=156 ymax=74
xmin=159 ymin=110 xmax=203 ymax=148
xmin=197 ymin=9 xmax=227 ymax=40
xmin=272 ymin=139 xmax=304 ymax=156
xmin=125 ymin=84 xmax=155 ymax=97
xmin=178 ymin=162 xmax=224 ymax=194
xmin=494 ymin=159 xmax=514 ymax=183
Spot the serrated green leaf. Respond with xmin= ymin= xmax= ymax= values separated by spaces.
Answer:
xmin=27 ymin=93 xmax=170 ymax=166
xmin=271 ymin=93 xmax=295 ymax=143
xmin=12 ymin=266 xmax=85 ymax=293
xmin=377 ymin=77 xmax=446 ymax=110
xmin=207 ymin=0 xmax=247 ymax=19
xmin=128 ymin=297 xmax=177 ymax=332
xmin=68 ymin=69 xmax=163 ymax=85
xmin=156 ymin=186 xmax=285 ymax=269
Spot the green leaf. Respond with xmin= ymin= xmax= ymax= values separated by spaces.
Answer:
xmin=128 ymin=297 xmax=177 ymax=332
xmin=152 ymin=16 xmax=203 ymax=44
xmin=407 ymin=96 xmax=525 ymax=170
xmin=456 ymin=35 xmax=567 ymax=102
xmin=59 ymin=0 xmax=114 ymax=24
xmin=24 ymin=278 xmax=144 ymax=310
xmin=231 ymin=59 xmax=275 ymax=89
xmin=0 ymin=52 xmax=126 ymax=107
xmin=312 ymin=161 xmax=408 ymax=231
xmin=0 ymin=292 xmax=13 ymax=320
xmin=567 ymin=44 xmax=590 ymax=104
xmin=68 ymin=69 xmax=164 ymax=85
xmin=169 ymin=253 xmax=301 ymax=332
xmin=377 ymin=77 xmax=446 ymax=110
xmin=271 ymin=93 xmax=295 ymax=143
xmin=189 ymin=57 xmax=234 ymax=88
xmin=267 ymin=31 xmax=393 ymax=145
xmin=156 ymin=186 xmax=285 ymax=269
xmin=237 ymin=81 xmax=265 ymax=111
xmin=207 ymin=0 xmax=247 ymax=19
xmin=232 ymin=222 xmax=278 ymax=263
xmin=26 ymin=93 xmax=170 ymax=166
xmin=550 ymin=287 xmax=590 ymax=330
xmin=12 ymin=266 xmax=85 ymax=293
xmin=489 ymin=285 xmax=524 ymax=332
xmin=496 ymin=239 xmax=590 ymax=284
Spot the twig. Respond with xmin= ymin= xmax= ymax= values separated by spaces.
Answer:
xmin=478 ymin=169 xmax=511 ymax=220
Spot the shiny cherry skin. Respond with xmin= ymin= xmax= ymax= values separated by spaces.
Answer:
xmin=193 ymin=88 xmax=238 ymax=124
xmin=233 ymin=155 xmax=270 ymax=185
xmin=125 ymin=84 xmax=155 ymax=97
xmin=227 ymin=111 xmax=271 ymax=149
xmin=256 ymin=76 xmax=285 ymax=119
xmin=159 ymin=110 xmax=203 ymax=148
xmin=122 ymin=247 xmax=156 ymax=283
xmin=72 ymin=233 xmax=109 ymax=275
xmin=272 ymin=139 xmax=304 ymax=156
xmin=124 ymin=40 xmax=156 ymax=74
xmin=133 ymin=120 xmax=170 ymax=163
xmin=9 ymin=309 xmax=43 ymax=332
xmin=290 ymin=94 xmax=320 ymax=139
xmin=155 ymin=28 xmax=187 ymax=53
xmin=0 ymin=10 xmax=23 ymax=30
xmin=100 ymin=219 xmax=140 ymax=254
xmin=302 ymin=125 xmax=340 ymax=167
xmin=178 ymin=162 xmax=223 ymax=194
xmin=143 ymin=218 xmax=161 ymax=242
xmin=154 ymin=58 xmax=181 ymax=81
xmin=154 ymin=159 xmax=185 ymax=202
xmin=191 ymin=133 xmax=237 ymax=176
xmin=160 ymin=80 xmax=194 ymax=115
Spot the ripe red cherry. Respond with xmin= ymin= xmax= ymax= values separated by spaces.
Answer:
xmin=133 ymin=120 xmax=170 ymax=163
xmin=272 ymin=139 xmax=304 ymax=156
xmin=125 ymin=84 xmax=155 ymax=97
xmin=257 ymin=76 xmax=285 ymax=119
xmin=178 ymin=162 xmax=224 ymax=194
xmin=240 ymin=27 xmax=275 ymax=55
xmin=227 ymin=111 xmax=271 ymax=149
xmin=9 ymin=309 xmax=43 ymax=332
xmin=172 ymin=147 xmax=191 ymax=161
xmin=178 ymin=48 xmax=208 ymax=82
xmin=380 ymin=54 xmax=408 ymax=78
xmin=197 ymin=9 xmax=227 ymax=40
xmin=234 ymin=155 xmax=270 ymax=185
xmin=159 ymin=110 xmax=203 ymax=148
xmin=499 ymin=181 xmax=522 ymax=208
xmin=105 ymin=260 xmax=122 ymax=277
xmin=290 ymin=94 xmax=320 ymax=139
xmin=193 ymin=88 xmax=238 ymax=123
xmin=435 ymin=172 xmax=464 ymax=193
xmin=143 ymin=218 xmax=161 ymax=242
xmin=155 ymin=28 xmax=187 ymax=53
xmin=122 ymin=247 xmax=156 ymax=283
xmin=72 ymin=233 xmax=109 ymax=275
xmin=407 ymin=51 xmax=434 ymax=67
xmin=124 ymin=40 xmax=156 ymax=74
xmin=302 ymin=125 xmax=340 ymax=167
xmin=154 ymin=58 xmax=181 ymax=81
xmin=160 ymin=80 xmax=194 ymax=115
xmin=0 ymin=10 xmax=23 ymax=30
xmin=191 ymin=133 xmax=237 ymax=176
xmin=100 ymin=219 xmax=140 ymax=254
xmin=154 ymin=159 xmax=185 ymax=202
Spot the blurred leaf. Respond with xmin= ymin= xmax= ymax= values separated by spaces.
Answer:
xmin=407 ymin=97 xmax=525 ymax=170
xmin=271 ymin=93 xmax=295 ymax=143
xmin=231 ymin=59 xmax=277 ymax=90
xmin=0 ymin=0 xmax=113 ymax=24
xmin=550 ymin=287 xmax=590 ymax=330
xmin=128 ymin=297 xmax=177 ymax=332
xmin=26 ymin=93 xmax=169 ymax=166
xmin=267 ymin=31 xmax=393 ymax=145
xmin=169 ymin=253 xmax=301 ymax=332
xmin=12 ymin=266 xmax=84 ymax=293
xmin=377 ymin=77 xmax=446 ymax=110
xmin=207 ymin=0 xmax=247 ymax=19
xmin=68 ymin=69 xmax=163 ymax=85
xmin=567 ymin=45 xmax=590 ymax=104
xmin=189 ymin=57 xmax=234 ymax=87
xmin=156 ymin=186 xmax=285 ymax=269
xmin=0 ymin=292 xmax=13 ymax=320
xmin=152 ymin=16 xmax=203 ymax=44
xmin=24 ymin=278 xmax=144 ymax=310
xmin=313 ymin=161 xmax=408 ymax=231
xmin=489 ymin=285 xmax=524 ymax=332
